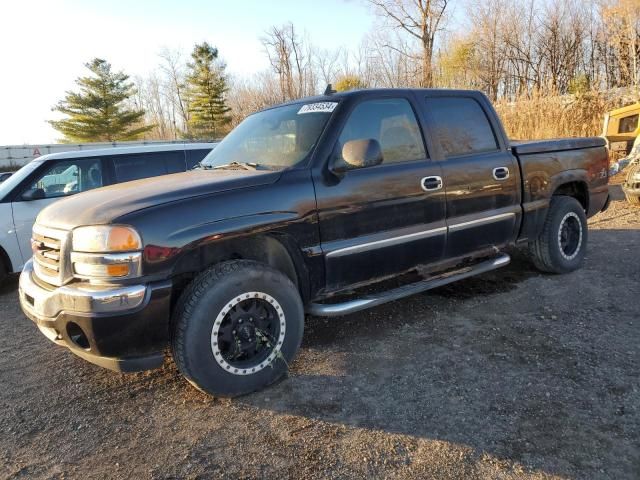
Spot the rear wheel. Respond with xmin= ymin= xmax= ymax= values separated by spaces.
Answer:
xmin=529 ymin=196 xmax=588 ymax=274
xmin=171 ymin=260 xmax=304 ymax=397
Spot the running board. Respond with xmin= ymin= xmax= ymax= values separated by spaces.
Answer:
xmin=306 ymin=253 xmax=511 ymax=317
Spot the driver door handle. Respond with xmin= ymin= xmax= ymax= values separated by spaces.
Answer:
xmin=421 ymin=176 xmax=443 ymax=191
xmin=493 ymin=167 xmax=510 ymax=180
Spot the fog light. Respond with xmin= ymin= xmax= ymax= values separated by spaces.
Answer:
xmin=74 ymin=263 xmax=130 ymax=277
xmin=67 ymin=322 xmax=90 ymax=349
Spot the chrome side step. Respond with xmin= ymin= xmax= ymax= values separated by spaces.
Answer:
xmin=306 ymin=253 xmax=511 ymax=317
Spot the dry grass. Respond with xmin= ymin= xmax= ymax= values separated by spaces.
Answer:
xmin=494 ymin=88 xmax=640 ymax=141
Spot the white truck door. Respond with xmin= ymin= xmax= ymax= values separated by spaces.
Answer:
xmin=11 ymin=158 xmax=104 ymax=266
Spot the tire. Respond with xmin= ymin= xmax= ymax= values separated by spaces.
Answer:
xmin=529 ymin=196 xmax=588 ymax=274
xmin=171 ymin=260 xmax=304 ymax=397
xmin=0 ymin=261 xmax=6 ymax=285
xmin=625 ymin=193 xmax=640 ymax=206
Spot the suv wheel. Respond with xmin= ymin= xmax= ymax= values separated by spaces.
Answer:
xmin=529 ymin=196 xmax=588 ymax=274
xmin=0 ymin=260 xmax=6 ymax=285
xmin=171 ymin=260 xmax=304 ymax=397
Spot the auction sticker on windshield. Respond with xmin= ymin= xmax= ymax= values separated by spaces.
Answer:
xmin=298 ymin=102 xmax=338 ymax=114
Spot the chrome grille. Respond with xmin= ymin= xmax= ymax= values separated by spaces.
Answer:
xmin=32 ymin=225 xmax=72 ymax=286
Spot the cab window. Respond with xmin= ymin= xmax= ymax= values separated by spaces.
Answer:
xmin=336 ymin=98 xmax=426 ymax=168
xmin=618 ymin=114 xmax=638 ymax=134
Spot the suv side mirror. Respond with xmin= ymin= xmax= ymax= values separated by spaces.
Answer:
xmin=333 ymin=139 xmax=383 ymax=173
xmin=22 ymin=188 xmax=46 ymax=201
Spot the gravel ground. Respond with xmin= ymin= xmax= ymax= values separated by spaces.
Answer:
xmin=1 ymin=183 xmax=638 ymax=480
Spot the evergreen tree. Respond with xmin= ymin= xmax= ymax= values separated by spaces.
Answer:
xmin=49 ymin=58 xmax=152 ymax=142
xmin=186 ymin=42 xmax=231 ymax=139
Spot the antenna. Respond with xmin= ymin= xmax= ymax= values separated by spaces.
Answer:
xmin=324 ymin=83 xmax=337 ymax=95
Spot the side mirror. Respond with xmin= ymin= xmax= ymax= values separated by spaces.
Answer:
xmin=333 ymin=139 xmax=383 ymax=173
xmin=22 ymin=188 xmax=46 ymax=201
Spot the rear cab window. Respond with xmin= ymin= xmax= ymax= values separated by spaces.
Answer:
xmin=425 ymin=97 xmax=499 ymax=158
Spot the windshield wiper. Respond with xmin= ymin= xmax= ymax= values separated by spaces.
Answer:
xmin=212 ymin=161 xmax=258 ymax=171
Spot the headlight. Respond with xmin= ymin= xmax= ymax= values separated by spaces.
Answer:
xmin=71 ymin=226 xmax=142 ymax=281
xmin=72 ymin=225 xmax=141 ymax=252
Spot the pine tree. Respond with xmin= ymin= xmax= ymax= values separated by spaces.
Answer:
xmin=49 ymin=58 xmax=152 ymax=142
xmin=186 ymin=42 xmax=231 ymax=139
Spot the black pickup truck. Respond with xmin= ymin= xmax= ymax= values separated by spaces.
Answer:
xmin=19 ymin=88 xmax=610 ymax=397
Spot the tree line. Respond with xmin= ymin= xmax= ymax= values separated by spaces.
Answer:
xmin=50 ymin=0 xmax=640 ymax=142
xmin=51 ymin=42 xmax=229 ymax=142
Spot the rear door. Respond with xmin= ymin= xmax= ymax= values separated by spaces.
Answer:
xmin=314 ymin=95 xmax=446 ymax=291
xmin=423 ymin=94 xmax=520 ymax=258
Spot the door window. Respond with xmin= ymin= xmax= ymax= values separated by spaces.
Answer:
xmin=336 ymin=98 xmax=426 ymax=167
xmin=26 ymin=159 xmax=103 ymax=199
xmin=425 ymin=97 xmax=499 ymax=157
xmin=186 ymin=148 xmax=213 ymax=168
xmin=112 ymin=151 xmax=185 ymax=183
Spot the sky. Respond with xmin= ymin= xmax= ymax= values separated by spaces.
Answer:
xmin=0 ymin=0 xmax=376 ymax=145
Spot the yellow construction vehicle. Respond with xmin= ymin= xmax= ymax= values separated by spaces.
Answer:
xmin=603 ymin=102 xmax=640 ymax=155
xmin=603 ymin=103 xmax=640 ymax=205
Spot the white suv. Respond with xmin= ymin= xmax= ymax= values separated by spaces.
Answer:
xmin=0 ymin=143 xmax=216 ymax=281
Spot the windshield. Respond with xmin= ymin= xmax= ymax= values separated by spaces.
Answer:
xmin=200 ymin=102 xmax=337 ymax=170
xmin=0 ymin=160 xmax=43 ymax=200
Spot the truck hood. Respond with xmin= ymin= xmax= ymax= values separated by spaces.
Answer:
xmin=37 ymin=169 xmax=281 ymax=230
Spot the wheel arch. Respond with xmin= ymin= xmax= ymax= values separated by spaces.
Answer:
xmin=552 ymin=179 xmax=589 ymax=212
xmin=172 ymin=233 xmax=311 ymax=305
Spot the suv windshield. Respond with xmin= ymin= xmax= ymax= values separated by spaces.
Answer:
xmin=199 ymin=102 xmax=337 ymax=170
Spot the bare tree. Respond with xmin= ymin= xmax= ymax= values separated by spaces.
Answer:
xmin=366 ymin=0 xmax=450 ymax=87
xmin=261 ymin=23 xmax=313 ymax=100
xmin=159 ymin=48 xmax=190 ymax=136
xmin=313 ymin=46 xmax=343 ymax=86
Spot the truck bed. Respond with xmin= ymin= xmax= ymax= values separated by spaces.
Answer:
xmin=511 ymin=137 xmax=606 ymax=155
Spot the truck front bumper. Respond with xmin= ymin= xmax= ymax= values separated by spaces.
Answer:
xmin=19 ymin=259 xmax=172 ymax=372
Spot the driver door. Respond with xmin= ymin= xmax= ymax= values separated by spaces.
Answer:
xmin=12 ymin=158 xmax=104 ymax=263
xmin=313 ymin=96 xmax=446 ymax=291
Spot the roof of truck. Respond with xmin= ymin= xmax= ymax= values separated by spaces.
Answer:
xmin=271 ymin=88 xmax=486 ymax=110
xmin=32 ymin=142 xmax=217 ymax=162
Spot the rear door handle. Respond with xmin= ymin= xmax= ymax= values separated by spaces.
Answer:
xmin=421 ymin=176 xmax=443 ymax=191
xmin=492 ymin=167 xmax=510 ymax=180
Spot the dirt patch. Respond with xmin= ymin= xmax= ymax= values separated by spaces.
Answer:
xmin=1 ymin=195 xmax=638 ymax=479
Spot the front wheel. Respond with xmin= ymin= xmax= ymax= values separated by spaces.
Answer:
xmin=171 ymin=260 xmax=304 ymax=397
xmin=529 ymin=196 xmax=588 ymax=274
